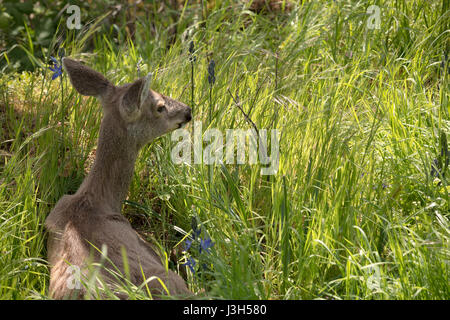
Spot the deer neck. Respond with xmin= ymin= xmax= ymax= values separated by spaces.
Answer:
xmin=79 ymin=114 xmax=138 ymax=213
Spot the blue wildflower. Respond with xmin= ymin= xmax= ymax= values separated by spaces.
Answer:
xmin=191 ymin=216 xmax=201 ymax=240
xmin=441 ymin=52 xmax=449 ymax=75
xmin=191 ymin=216 xmax=198 ymax=232
xmin=49 ymin=56 xmax=62 ymax=80
xmin=189 ymin=41 xmax=197 ymax=62
xmin=193 ymin=227 xmax=201 ymax=240
xmin=184 ymin=239 xmax=192 ymax=252
xmin=208 ymin=59 xmax=215 ymax=85
xmin=183 ymin=257 xmax=196 ymax=273
xmin=431 ymin=158 xmax=440 ymax=178
xmin=199 ymin=238 xmax=214 ymax=254
xmin=58 ymin=48 xmax=65 ymax=59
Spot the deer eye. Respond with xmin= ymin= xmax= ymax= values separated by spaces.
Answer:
xmin=157 ymin=105 xmax=166 ymax=113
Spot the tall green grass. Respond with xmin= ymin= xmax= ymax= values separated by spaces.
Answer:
xmin=0 ymin=0 xmax=448 ymax=299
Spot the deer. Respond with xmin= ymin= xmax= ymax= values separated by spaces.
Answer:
xmin=45 ymin=57 xmax=192 ymax=299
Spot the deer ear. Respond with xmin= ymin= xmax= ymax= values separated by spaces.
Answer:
xmin=62 ymin=57 xmax=112 ymax=98
xmin=121 ymin=72 xmax=152 ymax=116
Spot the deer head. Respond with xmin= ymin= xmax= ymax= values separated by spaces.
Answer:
xmin=62 ymin=57 xmax=192 ymax=149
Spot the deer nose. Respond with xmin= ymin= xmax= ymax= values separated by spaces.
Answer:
xmin=185 ymin=108 xmax=192 ymax=122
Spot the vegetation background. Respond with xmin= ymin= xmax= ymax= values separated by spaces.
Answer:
xmin=0 ymin=0 xmax=448 ymax=299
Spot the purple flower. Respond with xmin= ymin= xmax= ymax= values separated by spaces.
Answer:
xmin=441 ymin=52 xmax=449 ymax=75
xmin=49 ymin=56 xmax=62 ymax=80
xmin=431 ymin=158 xmax=440 ymax=178
xmin=189 ymin=41 xmax=197 ymax=62
xmin=184 ymin=239 xmax=192 ymax=252
xmin=208 ymin=59 xmax=215 ymax=85
xmin=58 ymin=48 xmax=65 ymax=59
xmin=200 ymin=238 xmax=214 ymax=254
xmin=190 ymin=216 xmax=202 ymax=240
xmin=193 ymin=227 xmax=201 ymax=240
xmin=183 ymin=257 xmax=196 ymax=273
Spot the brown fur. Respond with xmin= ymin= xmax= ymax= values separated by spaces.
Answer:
xmin=45 ymin=58 xmax=192 ymax=299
